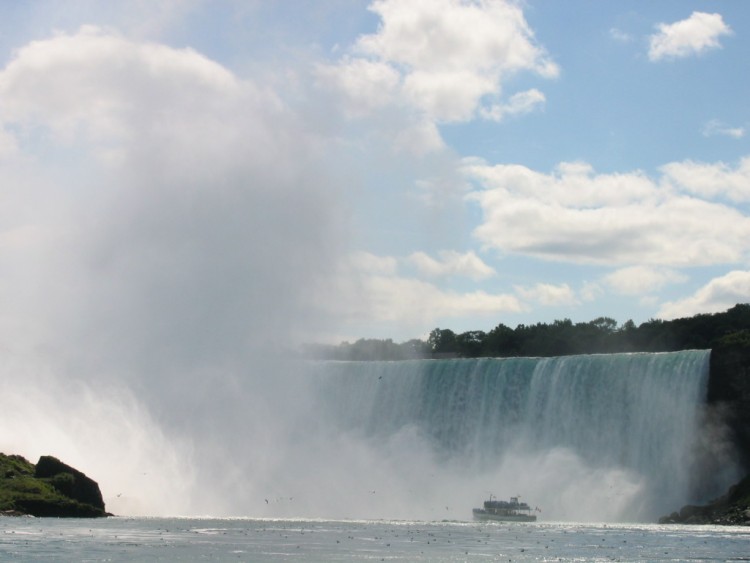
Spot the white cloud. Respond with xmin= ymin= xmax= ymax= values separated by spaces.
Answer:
xmin=603 ymin=266 xmax=688 ymax=296
xmin=359 ymin=0 xmax=558 ymax=77
xmin=514 ymin=282 xmax=578 ymax=306
xmin=479 ymin=88 xmax=545 ymax=122
xmin=319 ymin=0 xmax=557 ymax=126
xmin=408 ymin=250 xmax=495 ymax=280
xmin=464 ymin=158 xmax=750 ymax=267
xmin=660 ymin=157 xmax=750 ymax=203
xmin=648 ymin=12 xmax=732 ymax=62
xmin=364 ymin=275 xmax=525 ymax=322
xmin=315 ymin=57 xmax=400 ymax=117
xmin=701 ymin=119 xmax=745 ymax=139
xmin=322 ymin=252 xmax=521 ymax=329
xmin=401 ymin=69 xmax=495 ymax=122
xmin=393 ymin=118 xmax=446 ymax=155
xmin=658 ymin=271 xmax=750 ymax=319
xmin=0 ymin=25 xmax=267 ymax=181
xmin=350 ymin=251 xmax=399 ymax=276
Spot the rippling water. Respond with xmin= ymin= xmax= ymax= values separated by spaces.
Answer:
xmin=2 ymin=517 xmax=749 ymax=561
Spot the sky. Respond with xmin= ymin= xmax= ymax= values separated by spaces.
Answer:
xmin=0 ymin=0 xmax=749 ymax=346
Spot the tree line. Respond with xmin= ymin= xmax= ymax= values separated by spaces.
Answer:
xmin=308 ymin=303 xmax=750 ymax=361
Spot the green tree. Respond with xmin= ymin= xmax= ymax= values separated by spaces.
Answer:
xmin=428 ymin=328 xmax=458 ymax=355
xmin=485 ymin=323 xmax=518 ymax=356
xmin=456 ymin=330 xmax=486 ymax=357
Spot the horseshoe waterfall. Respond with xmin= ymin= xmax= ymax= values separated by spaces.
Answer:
xmin=310 ymin=350 xmax=738 ymax=522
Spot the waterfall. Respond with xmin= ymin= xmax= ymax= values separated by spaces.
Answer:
xmin=4 ymin=350 xmax=735 ymax=520
xmin=310 ymin=350 xmax=734 ymax=521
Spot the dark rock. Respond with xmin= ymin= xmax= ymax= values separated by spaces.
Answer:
xmin=1 ymin=453 xmax=110 ymax=518
xmin=34 ymin=456 xmax=105 ymax=511
xmin=678 ymin=505 xmax=704 ymax=521
xmin=13 ymin=497 xmax=106 ymax=518
xmin=659 ymin=473 xmax=750 ymax=526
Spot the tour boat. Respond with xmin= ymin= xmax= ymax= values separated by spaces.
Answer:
xmin=472 ymin=495 xmax=538 ymax=522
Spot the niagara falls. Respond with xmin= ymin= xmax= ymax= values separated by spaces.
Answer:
xmin=2 ymin=0 xmax=750 ymax=560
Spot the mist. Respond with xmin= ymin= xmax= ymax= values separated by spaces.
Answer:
xmin=0 ymin=25 xmax=483 ymax=521
xmin=0 ymin=28 xmax=353 ymax=516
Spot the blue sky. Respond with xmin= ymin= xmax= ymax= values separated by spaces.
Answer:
xmin=0 ymin=1 xmax=749 ymax=346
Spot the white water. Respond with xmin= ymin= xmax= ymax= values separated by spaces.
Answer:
xmin=0 ymin=351 xmax=740 ymax=522
xmin=312 ymin=351 xmax=739 ymax=522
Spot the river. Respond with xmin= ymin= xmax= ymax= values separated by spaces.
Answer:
xmin=2 ymin=516 xmax=749 ymax=561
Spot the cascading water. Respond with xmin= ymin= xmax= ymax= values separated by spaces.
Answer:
xmin=4 ymin=349 xmax=737 ymax=521
xmin=311 ymin=350 xmax=736 ymax=522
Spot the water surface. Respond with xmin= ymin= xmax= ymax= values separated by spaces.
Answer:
xmin=2 ymin=516 xmax=748 ymax=561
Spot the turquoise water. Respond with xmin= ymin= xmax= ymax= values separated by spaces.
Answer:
xmin=2 ymin=516 xmax=748 ymax=561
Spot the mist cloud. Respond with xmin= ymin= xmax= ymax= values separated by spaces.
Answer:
xmin=0 ymin=27 xmax=345 ymax=370
xmin=0 ymin=26 xmax=349 ymax=511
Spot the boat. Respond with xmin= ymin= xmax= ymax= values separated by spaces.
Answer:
xmin=472 ymin=495 xmax=538 ymax=522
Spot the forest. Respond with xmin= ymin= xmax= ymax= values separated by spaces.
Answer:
xmin=308 ymin=303 xmax=750 ymax=361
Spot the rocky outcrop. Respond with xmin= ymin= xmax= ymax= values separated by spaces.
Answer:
xmin=659 ymin=473 xmax=750 ymax=526
xmin=34 ymin=455 xmax=106 ymax=511
xmin=0 ymin=453 xmax=109 ymax=517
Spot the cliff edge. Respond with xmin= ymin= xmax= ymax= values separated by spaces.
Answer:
xmin=659 ymin=473 xmax=750 ymax=526
xmin=0 ymin=453 xmax=109 ymax=517
xmin=660 ymin=332 xmax=750 ymax=526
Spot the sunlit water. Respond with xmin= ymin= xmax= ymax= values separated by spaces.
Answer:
xmin=2 ymin=517 xmax=748 ymax=561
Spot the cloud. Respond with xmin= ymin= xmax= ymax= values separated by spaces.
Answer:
xmin=648 ymin=12 xmax=732 ymax=62
xmin=701 ymin=119 xmax=745 ymax=139
xmin=323 ymin=252 xmax=522 ymax=330
xmin=603 ymin=266 xmax=688 ymax=296
xmin=364 ymin=275 xmax=525 ymax=322
xmin=658 ymin=271 xmax=750 ymax=319
xmin=479 ymin=88 xmax=545 ymax=122
xmin=464 ymin=158 xmax=750 ymax=267
xmin=660 ymin=157 xmax=750 ymax=203
xmin=393 ymin=118 xmax=446 ymax=155
xmin=514 ymin=283 xmax=578 ymax=306
xmin=0 ymin=26 xmax=241 ymax=144
xmin=318 ymin=0 xmax=557 ymax=127
xmin=351 ymin=251 xmax=399 ymax=276
xmin=408 ymin=250 xmax=495 ymax=280
xmin=315 ymin=57 xmax=400 ymax=117
xmin=327 ymin=251 xmax=585 ymax=327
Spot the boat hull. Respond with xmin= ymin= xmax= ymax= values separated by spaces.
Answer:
xmin=472 ymin=509 xmax=537 ymax=522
